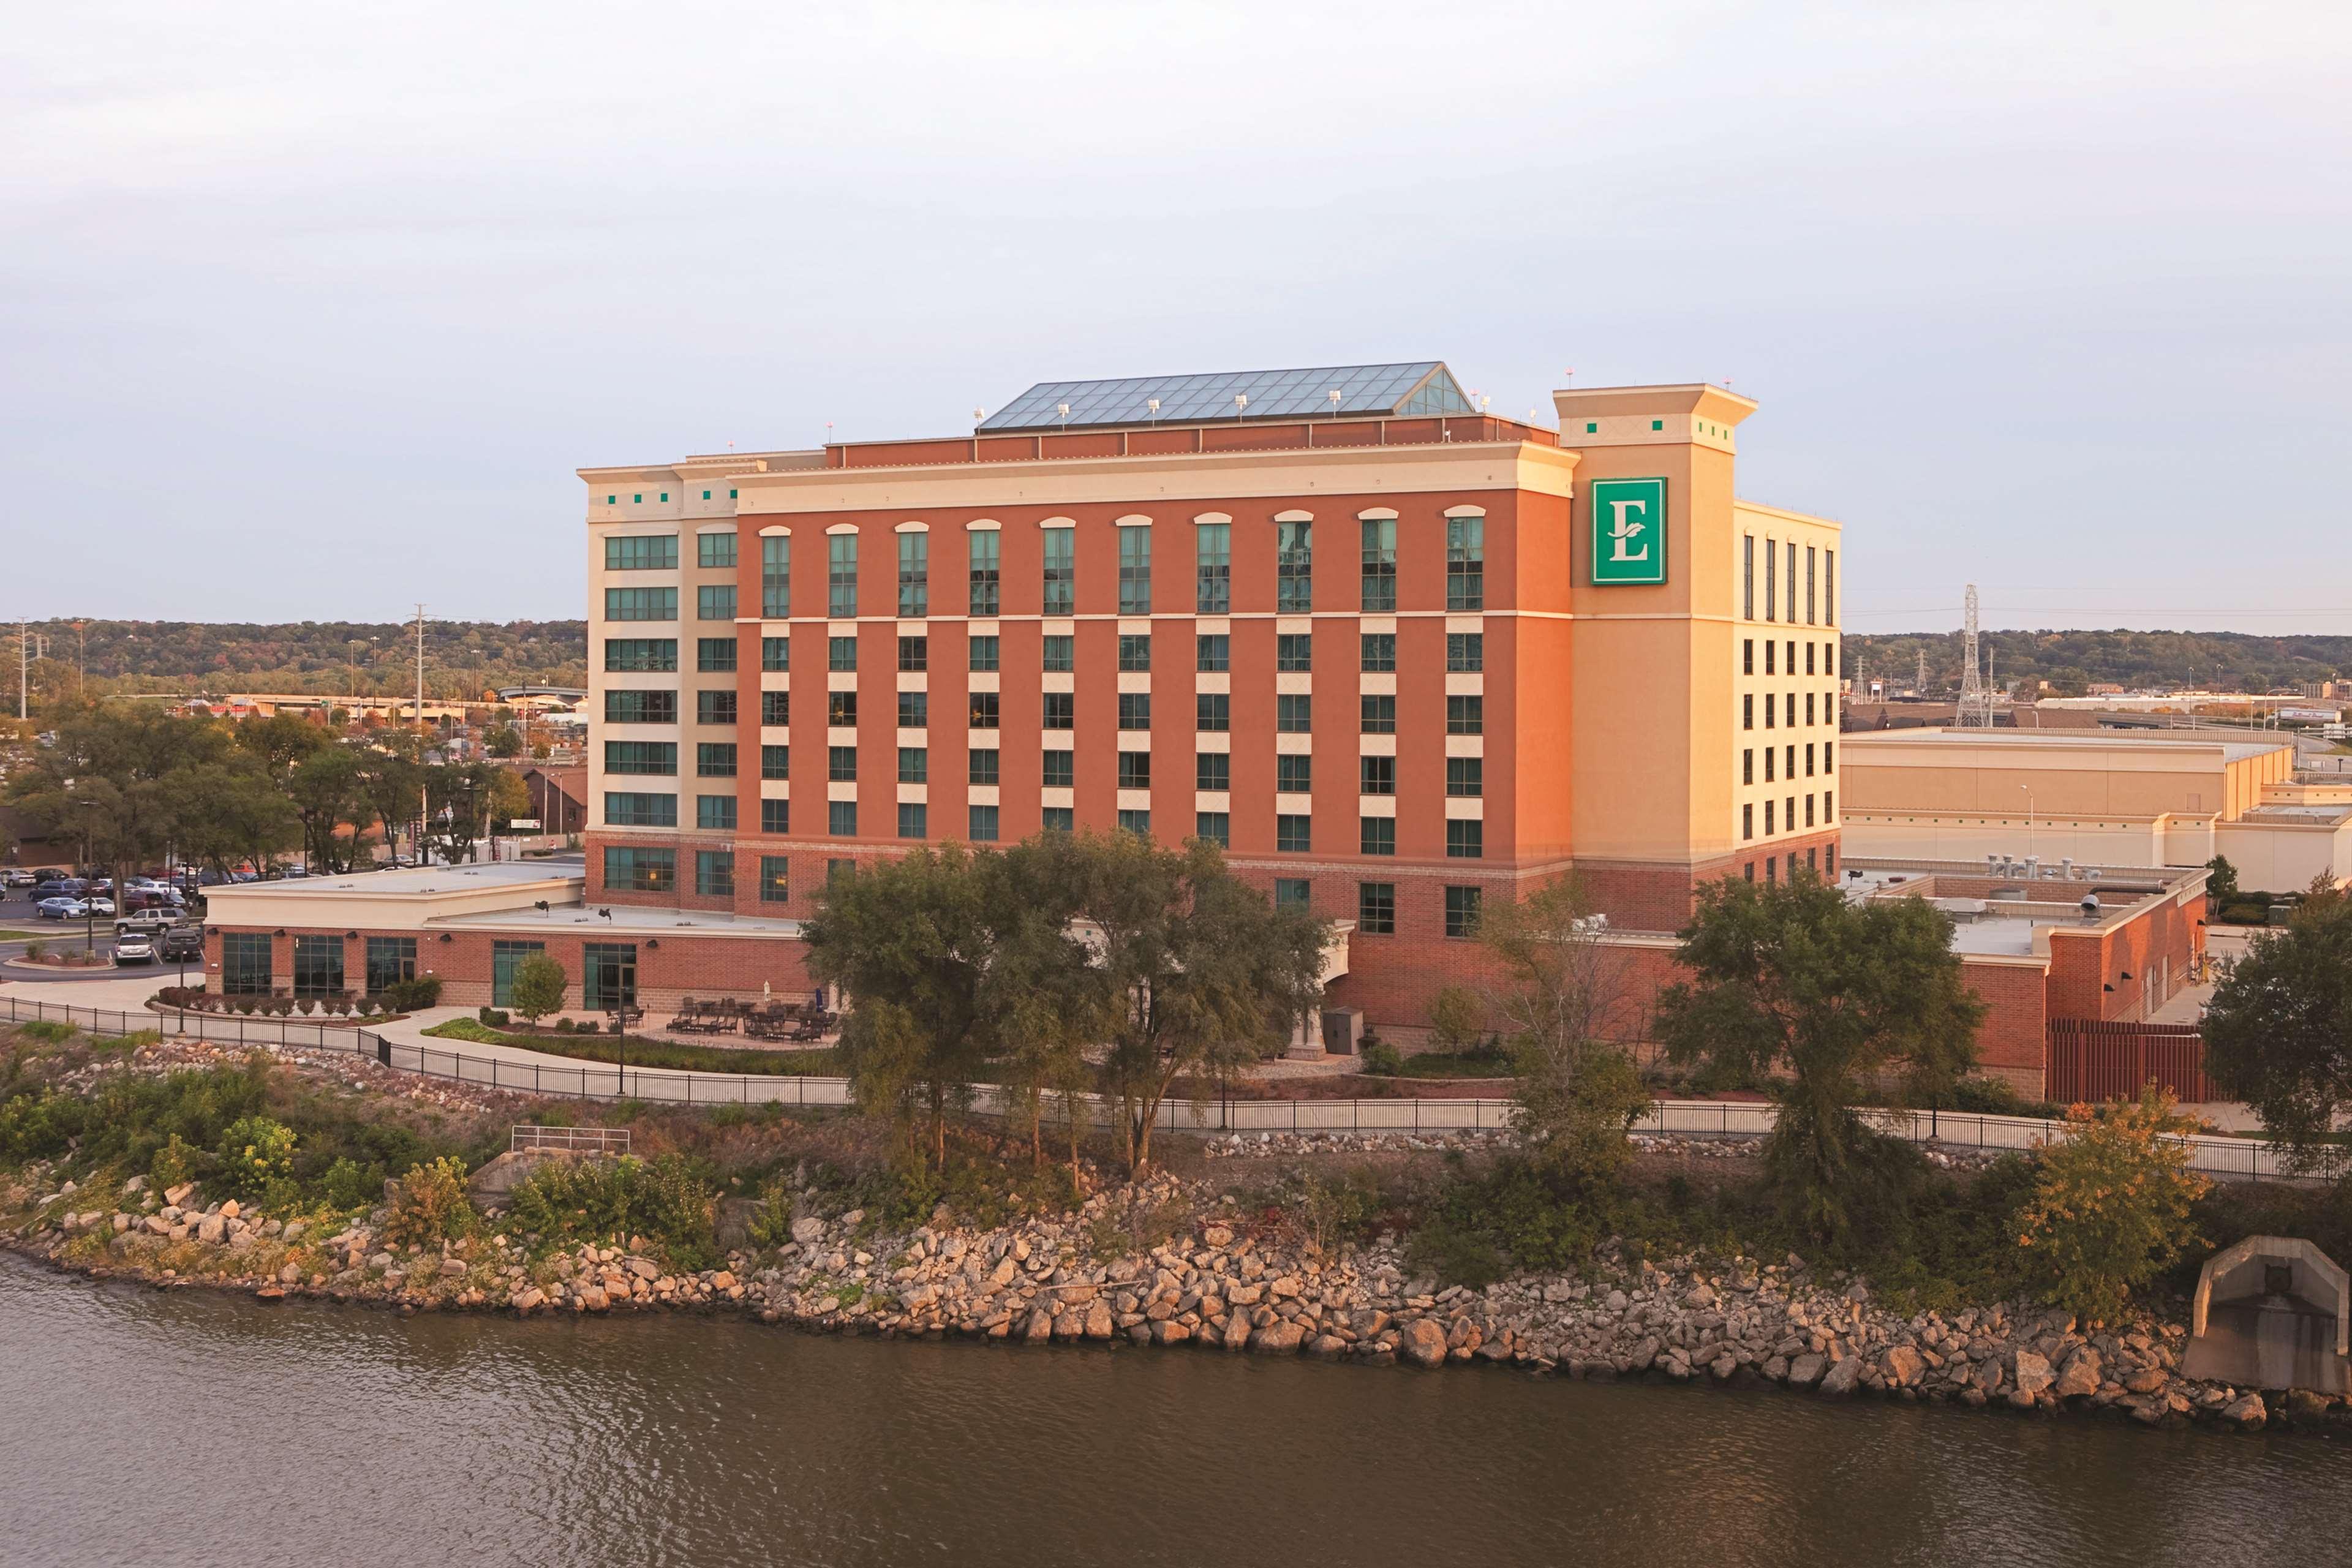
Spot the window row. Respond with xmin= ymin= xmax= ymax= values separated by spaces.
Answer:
xmin=614 ymin=630 xmax=1483 ymax=678
xmin=1740 ymin=692 xmax=1834 ymax=731
xmin=1741 ymin=742 xmax=1834 ymax=784
xmin=1742 ymin=535 xmax=1835 ymax=626
xmin=1741 ymin=637 xmax=1835 ymax=677
xmin=1739 ymin=791 xmax=1834 ymax=840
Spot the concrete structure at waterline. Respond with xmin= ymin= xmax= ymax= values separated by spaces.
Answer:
xmin=2183 ymin=1237 xmax=2351 ymax=1396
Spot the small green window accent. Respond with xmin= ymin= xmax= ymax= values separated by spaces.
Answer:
xmin=729 ymin=489 xmax=738 ymax=499
xmin=702 ymin=489 xmax=711 ymax=499
xmin=1651 ymin=420 xmax=1663 ymax=431
xmin=606 ymin=494 xmax=616 ymax=504
xmin=1585 ymin=422 xmax=1597 ymax=433
xmin=659 ymin=491 xmax=669 ymax=501
xmin=633 ymin=493 xmax=643 ymax=503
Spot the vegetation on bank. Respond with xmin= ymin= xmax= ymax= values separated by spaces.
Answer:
xmin=421 ymin=1016 xmax=845 ymax=1077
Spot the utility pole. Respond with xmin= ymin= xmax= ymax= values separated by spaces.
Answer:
xmin=1958 ymin=584 xmax=1985 ymax=726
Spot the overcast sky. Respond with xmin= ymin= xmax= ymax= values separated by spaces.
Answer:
xmin=4 ymin=1 xmax=2347 ymax=633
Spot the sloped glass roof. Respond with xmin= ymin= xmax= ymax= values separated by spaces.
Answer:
xmin=978 ymin=362 xmax=1472 ymax=432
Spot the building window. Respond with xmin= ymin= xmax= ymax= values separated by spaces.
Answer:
xmin=1743 ymin=638 xmax=1754 ymax=675
xmin=761 ymin=691 xmax=790 ymax=727
xmin=761 ymin=799 xmax=789 ymax=834
xmin=1446 ymin=633 xmax=1483 ymax=673
xmin=1196 ymin=692 xmax=1230 ymax=732
xmin=761 ymin=744 xmax=789 ymax=780
xmin=968 ymin=529 xmax=1000 ymax=616
xmin=1805 ymin=641 xmax=1816 ymax=676
xmin=1824 ymin=741 xmax=1834 ymax=774
xmin=1446 ymin=695 xmax=1482 ymax=735
xmin=1116 ymin=808 xmax=1152 ymax=837
xmin=290 ymin=935 xmax=345 ymax=998
xmin=605 ymin=638 xmax=677 ymax=673
xmin=761 ymin=636 xmax=788 ymax=672
xmin=1042 ymin=750 xmax=1074 ymax=788
xmin=1824 ymin=549 xmax=1836 ymax=624
xmin=605 ymin=587 xmax=677 ymax=622
xmin=604 ymin=689 xmax=677 ymax=725
xmin=606 ymin=534 xmax=677 ymax=571
xmin=583 ymin=943 xmax=638 ymax=1009
xmin=604 ymin=741 xmax=677 ymax=776
xmin=1278 ymin=754 xmax=1313 ymax=794
xmin=969 ymin=634 xmax=1000 ymax=672
xmin=1360 ymin=816 xmax=1396 ymax=856
xmin=1276 ymin=518 xmax=1313 ymax=611
xmin=898 ymin=530 xmax=929 ymax=617
xmin=1196 ymin=752 xmax=1230 ymax=791
xmin=1765 ymin=748 xmax=1775 ymax=783
xmin=1765 ymin=799 xmax=1776 ymax=835
xmin=1806 ymin=793 xmax=1816 ymax=828
xmin=1118 ymin=633 xmax=1152 ymax=672
xmin=693 ymin=690 xmax=734 ymax=726
xmin=970 ymin=692 xmax=1000 ymax=729
xmin=1741 ymin=802 xmax=1754 ymax=841
xmin=759 ymin=857 xmax=790 ymax=904
xmin=220 ymin=932 xmax=271 ymax=995
xmin=698 ymin=530 xmax=737 ymax=569
xmin=1196 ymin=634 xmax=1231 ymax=673
xmin=1764 ymin=693 xmax=1776 ymax=729
xmin=1269 ymin=632 xmax=1308 ymax=673
xmin=1804 ymin=743 xmax=1815 ymax=777
xmin=1444 ymin=885 xmax=1482 ymax=939
xmin=1274 ymin=878 xmax=1311 ymax=910
xmin=1446 ymin=516 xmax=1483 ymax=611
xmin=1742 ymin=748 xmax=1753 ymax=785
xmin=1447 ymin=819 xmax=1483 ymax=859
xmin=898 ymin=634 xmax=928 ymax=672
xmin=1764 ymin=538 xmax=1777 ymax=622
xmin=1825 ymin=789 xmax=1833 ymax=819
xmin=491 ymin=940 xmax=546 ymax=1006
xmin=1744 ymin=862 xmax=1755 ymax=882
xmin=696 ymin=794 xmax=736 ymax=831
xmin=897 ymin=690 xmax=929 ymax=729
xmin=697 ymin=584 xmax=737 ymax=622
xmin=898 ymin=802 xmax=928 ymax=839
xmin=1276 ymin=813 xmax=1311 ymax=853
xmin=1118 ymin=692 xmax=1152 ymax=730
xmin=1357 ymin=881 xmax=1395 ymax=935
xmin=695 ymin=850 xmax=734 ymax=897
xmin=1118 ymin=526 xmax=1152 ymax=614
xmin=1743 ymin=694 xmax=1754 ymax=731
xmin=1278 ymin=693 xmax=1313 ymax=733
xmin=823 ymin=635 xmax=854 ymax=673
xmin=1118 ymin=750 xmax=1152 ymax=790
xmin=970 ymin=804 xmax=1000 ymax=842
xmin=1766 ymin=640 xmax=1776 ymax=674
xmin=1742 ymin=535 xmax=1754 ymax=620
xmin=829 ymin=745 xmax=858 ymax=782
xmin=1360 ymin=755 xmax=1396 ymax=796
xmin=1041 ymin=527 xmax=1074 ymax=614
xmin=761 ymin=535 xmax=790 ymax=617
xmin=827 ymin=533 xmax=858 ymax=617
xmin=828 ymin=800 xmax=858 ymax=837
xmin=1041 ymin=635 xmax=1074 ymax=673
xmin=1361 ymin=633 xmax=1396 ymax=673
xmin=1041 ymin=806 xmax=1074 ymax=832
xmin=697 ymin=742 xmax=737 ymax=777
xmin=1765 ymin=856 xmax=1778 ymax=884
xmin=1194 ymin=523 xmax=1230 ymax=613
xmin=363 ymin=937 xmax=416 ymax=994
xmin=968 ymin=749 xmax=998 ymax=786
xmin=899 ymin=747 xmax=928 ymax=784
xmin=827 ymin=691 xmax=857 ymax=727
xmin=604 ymin=792 xmax=677 ymax=827
xmin=1787 ymin=542 xmax=1798 ymax=625
xmin=603 ymin=846 xmax=676 ymax=893
xmin=1446 ymin=756 xmax=1482 ymax=797
xmin=1787 ymin=745 xmax=1796 ymax=782
xmin=697 ymin=636 xmax=737 ymax=672
xmin=1806 ymin=693 xmax=1816 ymax=726
xmin=1196 ymin=812 xmax=1230 ymax=848
xmin=1360 ymin=517 xmax=1397 ymax=612
xmin=1043 ymin=692 xmax=1074 ymax=730
xmin=1361 ymin=695 xmax=1396 ymax=734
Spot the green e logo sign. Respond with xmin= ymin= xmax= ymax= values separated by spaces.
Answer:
xmin=1588 ymin=477 xmax=1667 ymax=585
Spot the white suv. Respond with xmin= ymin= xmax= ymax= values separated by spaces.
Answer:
xmin=114 ymin=933 xmax=156 ymax=965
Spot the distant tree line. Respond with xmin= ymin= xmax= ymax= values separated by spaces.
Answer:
xmin=1846 ymin=630 xmax=2352 ymax=696
xmin=4 ymin=619 xmax=588 ymax=704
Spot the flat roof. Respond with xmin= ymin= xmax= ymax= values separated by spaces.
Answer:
xmin=205 ymin=859 xmax=584 ymax=903
xmin=1843 ymin=728 xmax=2286 ymax=763
xmin=429 ymin=904 xmax=804 ymax=938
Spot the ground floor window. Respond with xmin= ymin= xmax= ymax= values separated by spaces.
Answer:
xmin=1444 ymin=885 xmax=1483 ymax=939
xmin=583 ymin=943 xmax=637 ymax=1010
xmin=603 ymin=846 xmax=676 ymax=893
xmin=364 ymin=937 xmax=417 ymax=993
xmin=492 ymin=940 xmax=546 ymax=1007
xmin=1356 ymin=881 xmax=1395 ymax=935
xmin=696 ymin=850 xmax=734 ymax=898
xmin=1273 ymin=878 xmax=1310 ymax=910
xmin=758 ymin=856 xmax=790 ymax=904
xmin=292 ymin=935 xmax=345 ymax=997
xmin=222 ymin=932 xmax=272 ymax=995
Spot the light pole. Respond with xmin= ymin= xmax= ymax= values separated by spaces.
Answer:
xmin=2019 ymin=784 xmax=2035 ymax=861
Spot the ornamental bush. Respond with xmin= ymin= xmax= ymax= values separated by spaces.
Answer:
xmin=148 ymin=1133 xmax=200 ymax=1195
xmin=2016 ymin=1085 xmax=2211 ymax=1326
xmin=382 ymin=1156 xmax=475 ymax=1246
xmin=505 ymin=1153 xmax=716 ymax=1267
xmin=214 ymin=1114 xmax=297 ymax=1200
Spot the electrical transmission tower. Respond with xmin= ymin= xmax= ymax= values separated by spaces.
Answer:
xmin=1958 ymin=584 xmax=1989 ymax=726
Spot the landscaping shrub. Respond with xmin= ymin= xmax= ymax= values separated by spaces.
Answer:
xmin=504 ymin=1152 xmax=717 ymax=1266
xmin=0 ymin=1090 xmax=83 ymax=1161
xmin=1360 ymin=1040 xmax=1405 ymax=1077
xmin=23 ymin=940 xmax=45 ymax=961
xmin=382 ymin=1156 xmax=475 ymax=1246
xmin=1942 ymin=1076 xmax=2065 ymax=1120
xmin=322 ymin=1156 xmax=385 ymax=1212
xmin=380 ymin=975 xmax=442 ymax=1012
xmin=478 ymin=1007 xmax=510 ymax=1028
xmin=214 ymin=1114 xmax=297 ymax=1200
xmin=1406 ymin=1154 xmax=1603 ymax=1289
xmin=17 ymin=1019 xmax=75 ymax=1045
xmin=148 ymin=1133 xmax=200 ymax=1195
xmin=2018 ymin=1086 xmax=2211 ymax=1325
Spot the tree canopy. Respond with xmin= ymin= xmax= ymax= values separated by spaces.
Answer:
xmin=2203 ymin=880 xmax=2352 ymax=1169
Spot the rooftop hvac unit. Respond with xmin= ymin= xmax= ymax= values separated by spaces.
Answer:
xmin=1986 ymin=854 xmax=2003 ymax=875
xmin=2086 ymin=869 xmax=2103 ymax=881
xmin=2061 ymin=857 xmax=2077 ymax=879
xmin=2024 ymin=856 xmax=2041 ymax=878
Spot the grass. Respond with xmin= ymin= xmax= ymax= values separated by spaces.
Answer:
xmin=1381 ymin=1050 xmax=1520 ymax=1080
xmin=0 ymin=930 xmax=47 ymax=942
xmin=421 ymin=1016 xmax=845 ymax=1077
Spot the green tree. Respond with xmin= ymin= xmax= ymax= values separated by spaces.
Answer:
xmin=353 ymin=732 xmax=424 ymax=866
xmin=1071 ymin=832 xmax=1331 ymax=1173
xmin=1656 ymin=871 xmax=1985 ymax=1246
xmin=1477 ymin=877 xmax=1650 ymax=1183
xmin=285 ymin=745 xmax=369 ymax=873
xmin=804 ymin=845 xmax=998 ymax=1170
xmin=508 ymin=953 xmax=568 ymax=1024
xmin=1427 ymin=985 xmax=1487 ymax=1057
xmin=484 ymin=722 xmax=525 ymax=758
xmin=2203 ymin=880 xmax=2352 ymax=1168
xmin=2016 ymin=1085 xmax=2210 ymax=1325
xmin=2203 ymin=854 xmax=2240 ymax=907
xmin=986 ymin=832 xmax=1110 ymax=1174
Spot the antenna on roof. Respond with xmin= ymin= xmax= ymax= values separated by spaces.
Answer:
xmin=1147 ymin=398 xmax=1161 ymax=424
xmin=1233 ymin=393 xmax=1248 ymax=416
xmin=1057 ymin=401 xmax=1070 ymax=431
xmin=1327 ymin=388 xmax=1342 ymax=411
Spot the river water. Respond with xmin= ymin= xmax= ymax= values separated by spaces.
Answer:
xmin=5 ymin=1256 xmax=2345 ymax=1568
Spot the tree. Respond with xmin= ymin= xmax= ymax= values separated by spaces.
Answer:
xmin=2016 ymin=1085 xmax=2211 ymax=1325
xmin=1477 ymin=877 xmax=1650 ymax=1183
xmin=485 ymin=765 xmax=531 ymax=829
xmin=1072 ymin=832 xmax=1332 ymax=1174
xmin=353 ymin=733 xmax=424 ymax=865
xmin=986 ymin=832 xmax=1111 ymax=1174
xmin=1656 ymin=871 xmax=1985 ymax=1246
xmin=7 ymin=706 xmax=227 ymax=903
xmin=508 ymin=954 xmax=568 ymax=1025
xmin=170 ymin=756 xmax=299 ymax=881
xmin=235 ymin=712 xmax=334 ymax=783
xmin=2204 ymin=854 xmax=2241 ymax=907
xmin=484 ymin=722 xmax=525 ymax=759
xmin=1427 ymin=986 xmax=1487 ymax=1057
xmin=285 ymin=745 xmax=369 ymax=873
xmin=803 ymin=845 xmax=998 ymax=1170
xmin=2203 ymin=880 xmax=2352 ymax=1168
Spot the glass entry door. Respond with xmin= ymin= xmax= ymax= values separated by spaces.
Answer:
xmin=582 ymin=943 xmax=637 ymax=1010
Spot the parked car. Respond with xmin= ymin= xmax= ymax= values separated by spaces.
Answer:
xmin=1 ymin=869 xmax=34 ymax=888
xmin=36 ymin=897 xmax=88 ymax=920
xmin=113 ymin=933 xmax=156 ymax=965
xmin=120 ymin=888 xmax=184 ymax=913
xmin=35 ymin=876 xmax=88 ymax=898
xmin=115 ymin=910 xmax=181 ymax=938
xmin=81 ymin=897 xmax=115 ymax=917
xmin=160 ymin=927 xmax=206 ymax=961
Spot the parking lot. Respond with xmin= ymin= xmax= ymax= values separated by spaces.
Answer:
xmin=0 ymin=875 xmax=205 ymax=981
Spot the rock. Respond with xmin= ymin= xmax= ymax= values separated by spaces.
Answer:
xmin=708 ymin=1271 xmax=736 ymax=1291
xmin=439 ymin=1257 xmax=467 ymax=1277
xmin=991 ymin=1257 xmax=1018 ymax=1287
xmin=164 ymin=1183 xmax=196 ymax=1207
xmin=196 ymin=1214 xmax=225 ymax=1245
xmin=1150 ymin=1319 xmax=1191 ymax=1346
xmin=1882 ymin=1346 xmax=1924 ymax=1387
xmin=1221 ymin=1318 xmax=1252 ymax=1352
xmin=1022 ymin=1309 xmax=1053 ymax=1343
xmin=1310 ymin=1334 xmax=1349 ymax=1359
xmin=578 ymin=1286 xmax=610 ymax=1311
xmin=1202 ymin=1224 xmax=1234 ymax=1248
xmin=219 ymin=1199 xmax=241 ymax=1219
xmin=1819 ymin=1357 xmax=1863 ymax=1396
xmin=790 ymin=1217 xmax=826 ymax=1246
xmin=2124 ymin=1367 xmax=2166 ymax=1395
xmin=2285 ymin=1388 xmax=2330 ymax=1424
xmin=1401 ymin=1319 xmax=1449 ymax=1368
xmin=626 ymin=1257 xmax=660 ymax=1281
xmin=1084 ymin=1300 xmax=1115 ymax=1340
xmin=122 ymin=1175 xmax=148 ymax=1194
xmin=2011 ymin=1351 xmax=2054 ymax=1397
xmin=512 ymin=1287 xmax=546 ymax=1313
xmin=1252 ymin=1321 xmax=1306 ymax=1355
xmin=2222 ymin=1393 xmax=2267 ymax=1429
xmin=2053 ymin=1348 xmax=2102 ymax=1400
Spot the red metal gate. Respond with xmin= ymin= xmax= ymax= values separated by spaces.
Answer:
xmin=2045 ymin=1018 xmax=2214 ymax=1104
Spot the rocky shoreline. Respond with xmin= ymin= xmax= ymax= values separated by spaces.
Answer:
xmin=10 ymin=1163 xmax=2344 ymax=1438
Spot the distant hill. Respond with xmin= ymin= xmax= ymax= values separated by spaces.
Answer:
xmin=9 ymin=619 xmax=588 ymax=701
xmin=1843 ymin=630 xmax=2352 ymax=697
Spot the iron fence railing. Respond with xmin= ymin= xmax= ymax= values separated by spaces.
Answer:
xmin=1 ymin=993 xmax=2334 ymax=1181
